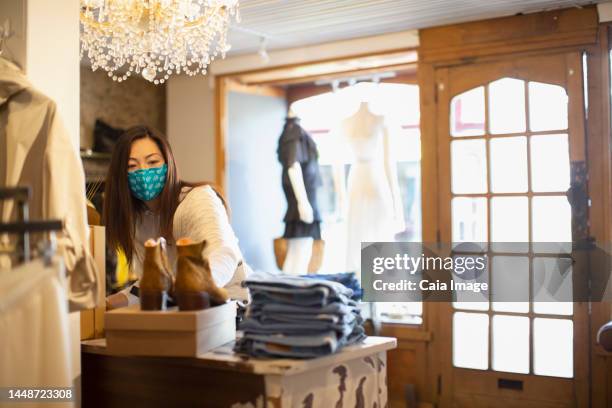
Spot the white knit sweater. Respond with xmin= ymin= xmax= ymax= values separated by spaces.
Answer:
xmin=124 ymin=185 xmax=249 ymax=302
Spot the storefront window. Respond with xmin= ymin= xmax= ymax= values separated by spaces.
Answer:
xmin=291 ymin=81 xmax=423 ymax=323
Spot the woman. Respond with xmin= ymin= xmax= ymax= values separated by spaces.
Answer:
xmin=103 ymin=125 xmax=249 ymax=308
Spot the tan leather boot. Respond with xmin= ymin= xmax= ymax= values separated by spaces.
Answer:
xmin=175 ymin=238 xmax=229 ymax=310
xmin=140 ymin=237 xmax=174 ymax=310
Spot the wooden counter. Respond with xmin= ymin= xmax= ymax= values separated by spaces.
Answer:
xmin=81 ymin=336 xmax=396 ymax=408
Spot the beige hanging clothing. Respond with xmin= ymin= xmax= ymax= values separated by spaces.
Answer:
xmin=0 ymin=57 xmax=98 ymax=311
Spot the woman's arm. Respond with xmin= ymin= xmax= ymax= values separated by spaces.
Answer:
xmin=176 ymin=186 xmax=241 ymax=288
xmin=287 ymin=161 xmax=314 ymax=223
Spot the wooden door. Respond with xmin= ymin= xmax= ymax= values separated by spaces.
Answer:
xmin=436 ymin=52 xmax=589 ymax=408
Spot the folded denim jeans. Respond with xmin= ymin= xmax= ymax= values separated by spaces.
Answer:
xmin=244 ymin=273 xmax=354 ymax=306
xmin=234 ymin=337 xmax=337 ymax=358
xmin=244 ymin=331 xmax=338 ymax=347
xmin=235 ymin=326 xmax=366 ymax=359
xmin=249 ymin=291 xmax=336 ymax=307
xmin=257 ymin=311 xmax=362 ymax=330
xmin=259 ymin=312 xmax=353 ymax=325
xmin=300 ymin=272 xmax=363 ymax=300
xmin=248 ymin=300 xmax=359 ymax=317
xmin=244 ymin=273 xmax=353 ymax=295
xmin=239 ymin=317 xmax=356 ymax=337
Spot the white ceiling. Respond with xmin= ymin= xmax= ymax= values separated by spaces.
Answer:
xmin=227 ymin=0 xmax=608 ymax=55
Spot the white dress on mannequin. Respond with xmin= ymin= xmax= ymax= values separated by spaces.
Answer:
xmin=340 ymin=102 xmax=404 ymax=275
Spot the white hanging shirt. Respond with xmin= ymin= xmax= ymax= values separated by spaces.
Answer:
xmin=0 ymin=258 xmax=73 ymax=397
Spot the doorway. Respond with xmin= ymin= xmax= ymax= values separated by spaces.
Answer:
xmin=217 ymin=53 xmax=419 ymax=278
xmin=217 ymin=56 xmax=432 ymax=407
xmin=435 ymin=52 xmax=589 ymax=407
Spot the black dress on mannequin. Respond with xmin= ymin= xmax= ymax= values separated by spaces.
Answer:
xmin=277 ymin=117 xmax=322 ymax=239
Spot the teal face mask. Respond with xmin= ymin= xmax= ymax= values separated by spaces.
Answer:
xmin=127 ymin=164 xmax=168 ymax=201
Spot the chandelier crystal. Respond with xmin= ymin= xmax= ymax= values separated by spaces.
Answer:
xmin=80 ymin=0 xmax=240 ymax=84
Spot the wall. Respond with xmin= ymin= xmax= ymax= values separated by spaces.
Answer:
xmin=166 ymin=30 xmax=419 ymax=184
xmin=166 ymin=75 xmax=217 ymax=182
xmin=80 ymin=66 xmax=167 ymax=149
xmin=27 ymin=0 xmax=80 ymax=148
xmin=210 ymin=30 xmax=419 ymax=76
xmin=0 ymin=0 xmax=80 ymax=148
xmin=227 ymin=91 xmax=287 ymax=273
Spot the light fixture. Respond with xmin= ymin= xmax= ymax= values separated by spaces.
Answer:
xmin=80 ymin=0 xmax=240 ymax=84
xmin=257 ymin=36 xmax=269 ymax=64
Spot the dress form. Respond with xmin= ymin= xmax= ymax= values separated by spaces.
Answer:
xmin=277 ymin=109 xmax=321 ymax=276
xmin=340 ymin=101 xmax=404 ymax=277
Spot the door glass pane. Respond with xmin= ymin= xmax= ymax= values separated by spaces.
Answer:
xmin=528 ymin=82 xmax=568 ymax=132
xmin=450 ymin=76 xmax=578 ymax=380
xmin=533 ymin=257 xmax=573 ymax=316
xmin=453 ymin=301 xmax=489 ymax=311
xmin=532 ymin=196 xmax=572 ymax=243
xmin=453 ymin=312 xmax=489 ymax=370
xmin=451 ymin=86 xmax=485 ymax=137
xmin=533 ymin=318 xmax=573 ymax=378
xmin=490 ymin=136 xmax=528 ymax=193
xmin=452 ymin=197 xmax=487 ymax=243
xmin=530 ymin=134 xmax=570 ymax=192
xmin=454 ymin=253 xmax=490 ymax=310
xmin=492 ymin=256 xmax=529 ymax=313
xmin=491 ymin=197 xmax=529 ymax=244
xmin=492 ymin=315 xmax=530 ymax=374
xmin=489 ymin=78 xmax=526 ymax=134
xmin=451 ymin=139 xmax=487 ymax=194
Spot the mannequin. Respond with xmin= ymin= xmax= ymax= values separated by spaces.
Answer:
xmin=339 ymin=100 xmax=404 ymax=276
xmin=276 ymin=109 xmax=323 ymax=275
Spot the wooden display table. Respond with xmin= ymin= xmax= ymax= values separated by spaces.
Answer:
xmin=81 ymin=336 xmax=396 ymax=408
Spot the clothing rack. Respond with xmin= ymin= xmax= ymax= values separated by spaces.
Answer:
xmin=0 ymin=186 xmax=63 ymax=263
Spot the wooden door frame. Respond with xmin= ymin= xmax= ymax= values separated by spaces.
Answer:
xmin=435 ymin=51 xmax=589 ymax=408
xmin=419 ymin=6 xmax=612 ymax=407
xmin=589 ymin=23 xmax=612 ymax=408
xmin=213 ymin=47 xmax=418 ymax=191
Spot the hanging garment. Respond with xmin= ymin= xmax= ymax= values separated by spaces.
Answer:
xmin=277 ymin=117 xmax=322 ymax=239
xmin=340 ymin=103 xmax=398 ymax=275
xmin=0 ymin=257 xmax=73 ymax=406
xmin=0 ymin=57 xmax=98 ymax=311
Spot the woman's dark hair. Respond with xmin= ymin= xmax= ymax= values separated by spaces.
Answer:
xmin=102 ymin=125 xmax=226 ymax=265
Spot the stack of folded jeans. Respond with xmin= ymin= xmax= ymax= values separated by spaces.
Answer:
xmin=234 ymin=274 xmax=366 ymax=359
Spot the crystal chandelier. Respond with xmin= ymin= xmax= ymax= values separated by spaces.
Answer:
xmin=80 ymin=0 xmax=240 ymax=84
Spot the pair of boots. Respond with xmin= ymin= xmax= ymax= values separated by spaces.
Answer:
xmin=140 ymin=237 xmax=229 ymax=311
